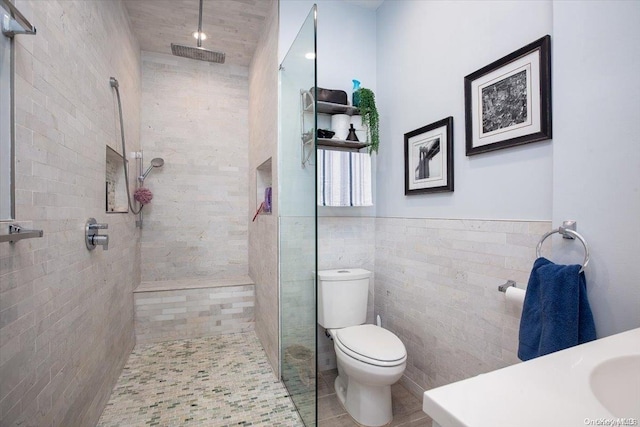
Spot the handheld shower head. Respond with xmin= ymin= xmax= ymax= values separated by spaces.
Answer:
xmin=109 ymin=77 xmax=119 ymax=88
xmin=150 ymin=158 xmax=164 ymax=167
xmin=140 ymin=158 xmax=165 ymax=181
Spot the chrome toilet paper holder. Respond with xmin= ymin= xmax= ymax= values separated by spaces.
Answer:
xmin=498 ymin=280 xmax=516 ymax=293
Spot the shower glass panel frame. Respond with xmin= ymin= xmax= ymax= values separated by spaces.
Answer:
xmin=278 ymin=5 xmax=317 ymax=426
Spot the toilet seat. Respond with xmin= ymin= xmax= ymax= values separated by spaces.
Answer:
xmin=334 ymin=324 xmax=407 ymax=367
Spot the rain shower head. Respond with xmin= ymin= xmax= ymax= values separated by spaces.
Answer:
xmin=171 ymin=44 xmax=225 ymax=63
xmin=171 ymin=0 xmax=225 ymax=64
xmin=140 ymin=158 xmax=165 ymax=181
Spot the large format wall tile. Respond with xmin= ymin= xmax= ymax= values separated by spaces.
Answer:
xmin=134 ymin=284 xmax=255 ymax=344
xmin=0 ymin=1 xmax=141 ymax=425
xmin=375 ymin=218 xmax=551 ymax=396
xmin=248 ymin=0 xmax=279 ymax=375
xmin=317 ymin=216 xmax=376 ymax=372
xmin=140 ymin=51 xmax=249 ymax=282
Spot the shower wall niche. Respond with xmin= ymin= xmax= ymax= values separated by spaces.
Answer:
xmin=106 ymin=145 xmax=128 ymax=213
xmin=256 ymin=158 xmax=272 ymax=215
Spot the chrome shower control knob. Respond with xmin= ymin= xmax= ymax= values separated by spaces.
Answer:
xmin=85 ymin=218 xmax=109 ymax=251
xmin=91 ymin=235 xmax=109 ymax=250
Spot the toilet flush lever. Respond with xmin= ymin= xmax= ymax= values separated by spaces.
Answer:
xmin=85 ymin=218 xmax=109 ymax=250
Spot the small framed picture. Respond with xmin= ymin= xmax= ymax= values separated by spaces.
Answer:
xmin=465 ymin=35 xmax=551 ymax=156
xmin=404 ymin=117 xmax=453 ymax=195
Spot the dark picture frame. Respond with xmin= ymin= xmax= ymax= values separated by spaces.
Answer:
xmin=465 ymin=35 xmax=551 ymax=156
xmin=404 ymin=117 xmax=453 ymax=195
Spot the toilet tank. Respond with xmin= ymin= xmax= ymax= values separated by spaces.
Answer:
xmin=318 ymin=268 xmax=371 ymax=329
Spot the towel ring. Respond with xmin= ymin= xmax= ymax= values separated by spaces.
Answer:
xmin=536 ymin=228 xmax=590 ymax=273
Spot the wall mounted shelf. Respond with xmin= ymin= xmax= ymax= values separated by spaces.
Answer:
xmin=303 ymin=136 xmax=370 ymax=150
xmin=301 ymin=90 xmax=369 ymax=166
xmin=316 ymin=101 xmax=359 ymax=116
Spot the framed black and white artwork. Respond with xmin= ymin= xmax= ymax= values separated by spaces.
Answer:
xmin=404 ymin=117 xmax=453 ymax=195
xmin=464 ymin=35 xmax=551 ymax=156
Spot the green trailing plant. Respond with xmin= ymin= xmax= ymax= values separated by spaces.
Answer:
xmin=356 ymin=88 xmax=379 ymax=154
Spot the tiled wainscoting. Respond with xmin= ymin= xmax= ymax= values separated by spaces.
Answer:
xmin=134 ymin=276 xmax=255 ymax=343
xmin=317 ymin=216 xmax=376 ymax=372
xmin=312 ymin=216 xmax=552 ymax=404
xmin=375 ymin=218 xmax=552 ymax=396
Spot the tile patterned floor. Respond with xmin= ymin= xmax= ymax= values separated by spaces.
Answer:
xmin=317 ymin=370 xmax=432 ymax=427
xmin=97 ymin=332 xmax=303 ymax=427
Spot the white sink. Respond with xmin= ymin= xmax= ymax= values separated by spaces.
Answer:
xmin=423 ymin=327 xmax=640 ymax=427
xmin=590 ymin=354 xmax=640 ymax=417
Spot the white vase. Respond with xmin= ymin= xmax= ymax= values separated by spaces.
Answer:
xmin=350 ymin=115 xmax=367 ymax=143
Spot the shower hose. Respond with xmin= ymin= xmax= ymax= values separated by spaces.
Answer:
xmin=110 ymin=77 xmax=143 ymax=215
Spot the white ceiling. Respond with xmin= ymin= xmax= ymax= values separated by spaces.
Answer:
xmin=123 ymin=0 xmax=273 ymax=67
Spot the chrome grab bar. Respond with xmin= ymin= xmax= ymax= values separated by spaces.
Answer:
xmin=1 ymin=0 xmax=37 ymax=38
xmin=0 ymin=224 xmax=43 ymax=243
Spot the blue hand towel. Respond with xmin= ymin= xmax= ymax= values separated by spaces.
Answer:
xmin=518 ymin=257 xmax=597 ymax=361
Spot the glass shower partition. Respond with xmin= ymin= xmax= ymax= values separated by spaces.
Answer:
xmin=278 ymin=5 xmax=317 ymax=427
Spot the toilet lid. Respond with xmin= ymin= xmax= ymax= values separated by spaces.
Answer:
xmin=334 ymin=324 xmax=406 ymax=366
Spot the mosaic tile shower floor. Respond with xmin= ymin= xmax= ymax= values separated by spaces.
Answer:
xmin=97 ymin=332 xmax=303 ymax=427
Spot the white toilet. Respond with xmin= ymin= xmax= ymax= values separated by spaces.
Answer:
xmin=318 ymin=268 xmax=407 ymax=427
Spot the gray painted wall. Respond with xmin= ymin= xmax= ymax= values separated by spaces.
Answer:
xmin=280 ymin=0 xmax=378 ymax=218
xmin=551 ymin=1 xmax=640 ymax=337
xmin=375 ymin=0 xmax=553 ymax=220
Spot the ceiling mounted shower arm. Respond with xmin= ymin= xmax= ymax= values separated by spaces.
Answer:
xmin=170 ymin=0 xmax=225 ymax=63
xmin=197 ymin=0 xmax=204 ymax=48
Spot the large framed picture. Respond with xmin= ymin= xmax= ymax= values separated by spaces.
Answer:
xmin=404 ymin=117 xmax=453 ymax=195
xmin=465 ymin=35 xmax=551 ymax=156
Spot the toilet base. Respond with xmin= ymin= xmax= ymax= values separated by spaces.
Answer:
xmin=334 ymin=374 xmax=393 ymax=427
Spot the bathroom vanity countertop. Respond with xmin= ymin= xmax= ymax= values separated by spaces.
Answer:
xmin=423 ymin=327 xmax=640 ymax=427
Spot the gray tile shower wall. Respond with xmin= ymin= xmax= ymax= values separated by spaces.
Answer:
xmin=134 ymin=284 xmax=255 ymax=344
xmin=248 ymin=0 xmax=279 ymax=375
xmin=0 ymin=1 xmax=141 ymax=425
xmin=139 ymin=51 xmax=250 ymax=282
xmin=374 ymin=218 xmax=551 ymax=396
